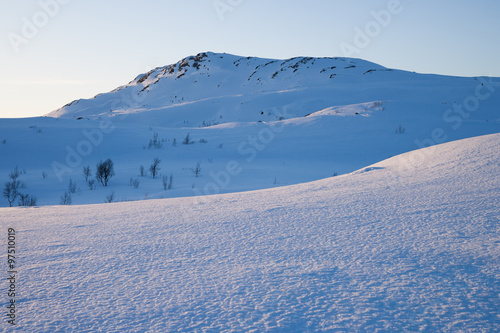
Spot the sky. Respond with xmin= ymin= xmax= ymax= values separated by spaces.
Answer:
xmin=0 ymin=0 xmax=499 ymax=118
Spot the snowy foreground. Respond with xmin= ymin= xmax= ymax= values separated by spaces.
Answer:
xmin=1 ymin=133 xmax=499 ymax=332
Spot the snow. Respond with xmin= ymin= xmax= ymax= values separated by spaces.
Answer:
xmin=0 ymin=52 xmax=499 ymax=330
xmin=1 ymin=133 xmax=499 ymax=331
xmin=0 ymin=53 xmax=499 ymax=207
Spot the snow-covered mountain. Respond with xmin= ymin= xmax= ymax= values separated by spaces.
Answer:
xmin=1 ymin=52 xmax=499 ymax=330
xmin=47 ymin=52 xmax=392 ymax=125
xmin=46 ymin=52 xmax=499 ymax=128
xmin=1 ymin=52 xmax=499 ymax=207
xmin=2 ymin=133 xmax=499 ymax=331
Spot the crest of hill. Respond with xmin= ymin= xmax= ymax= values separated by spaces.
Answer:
xmin=46 ymin=52 xmax=390 ymax=122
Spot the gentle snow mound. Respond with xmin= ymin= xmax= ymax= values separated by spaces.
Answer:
xmin=1 ymin=134 xmax=499 ymax=331
xmin=305 ymin=101 xmax=385 ymax=118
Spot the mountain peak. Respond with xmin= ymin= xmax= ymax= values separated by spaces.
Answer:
xmin=47 ymin=53 xmax=391 ymax=122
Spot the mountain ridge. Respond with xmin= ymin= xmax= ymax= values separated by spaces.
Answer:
xmin=46 ymin=52 xmax=397 ymax=123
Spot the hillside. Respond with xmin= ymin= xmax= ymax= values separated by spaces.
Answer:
xmin=47 ymin=52 xmax=391 ymax=125
xmin=0 ymin=53 xmax=499 ymax=207
xmin=46 ymin=52 xmax=500 ymax=131
xmin=1 ymin=133 xmax=499 ymax=331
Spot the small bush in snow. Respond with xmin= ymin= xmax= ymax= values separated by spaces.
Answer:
xmin=3 ymin=182 xmax=17 ymax=207
xmin=395 ymin=125 xmax=406 ymax=134
xmin=105 ymin=192 xmax=115 ymax=203
xmin=3 ymin=180 xmax=24 ymax=207
xmin=192 ymin=162 xmax=201 ymax=177
xmin=162 ymin=175 xmax=168 ymax=190
xmin=68 ymin=179 xmax=77 ymax=194
xmin=183 ymin=133 xmax=193 ymax=145
xmin=162 ymin=174 xmax=173 ymax=190
xmin=129 ymin=178 xmax=140 ymax=189
xmin=150 ymin=158 xmax=161 ymax=179
xmin=18 ymin=193 xmax=37 ymax=207
xmin=148 ymin=132 xmax=163 ymax=149
xmin=83 ymin=165 xmax=91 ymax=181
xmin=87 ymin=179 xmax=96 ymax=190
xmin=96 ymin=159 xmax=115 ymax=187
xmin=18 ymin=193 xmax=29 ymax=206
xmin=60 ymin=191 xmax=72 ymax=205
xmin=9 ymin=166 xmax=21 ymax=181
xmin=3 ymin=166 xmax=27 ymax=207
xmin=140 ymin=165 xmax=146 ymax=177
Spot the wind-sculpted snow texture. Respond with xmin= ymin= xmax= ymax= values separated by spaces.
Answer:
xmin=1 ymin=134 xmax=499 ymax=332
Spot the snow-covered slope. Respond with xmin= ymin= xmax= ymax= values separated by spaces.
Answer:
xmin=1 ymin=52 xmax=499 ymax=207
xmin=45 ymin=52 xmax=500 ymax=129
xmin=2 ymin=133 xmax=499 ymax=331
xmin=47 ymin=52 xmax=391 ymax=125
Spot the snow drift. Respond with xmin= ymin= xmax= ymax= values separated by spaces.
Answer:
xmin=1 ymin=133 xmax=499 ymax=331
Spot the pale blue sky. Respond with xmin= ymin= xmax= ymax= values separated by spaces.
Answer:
xmin=0 ymin=0 xmax=499 ymax=118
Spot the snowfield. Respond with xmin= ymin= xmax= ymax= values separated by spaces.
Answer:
xmin=1 ymin=133 xmax=499 ymax=332
xmin=1 ymin=53 xmax=499 ymax=207
xmin=1 ymin=52 xmax=499 ymax=331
